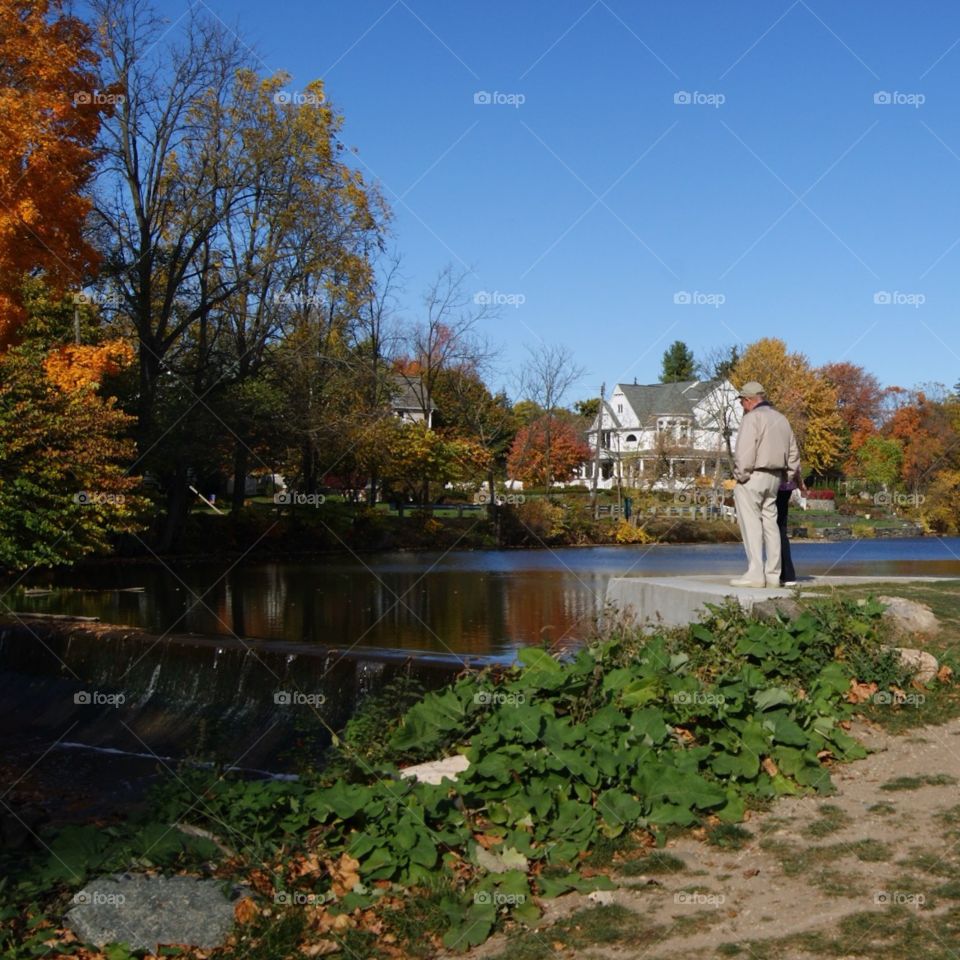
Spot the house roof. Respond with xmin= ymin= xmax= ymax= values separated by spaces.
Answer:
xmin=391 ymin=374 xmax=437 ymax=412
xmin=615 ymin=380 xmax=720 ymax=423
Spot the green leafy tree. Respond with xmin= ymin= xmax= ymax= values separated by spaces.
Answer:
xmin=854 ymin=435 xmax=904 ymax=489
xmin=660 ymin=340 xmax=696 ymax=382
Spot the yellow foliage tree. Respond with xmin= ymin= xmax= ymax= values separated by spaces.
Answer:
xmin=734 ymin=338 xmax=844 ymax=474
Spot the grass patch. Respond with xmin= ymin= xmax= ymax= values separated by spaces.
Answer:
xmin=881 ymin=773 xmax=958 ymax=792
xmin=488 ymin=904 xmax=660 ymax=960
xmin=868 ymin=801 xmax=897 ymax=815
xmin=620 ymin=850 xmax=687 ymax=876
xmin=801 ymin=803 xmax=851 ymax=839
xmin=706 ymin=823 xmax=753 ymax=850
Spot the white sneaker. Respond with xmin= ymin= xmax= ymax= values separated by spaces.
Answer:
xmin=729 ymin=578 xmax=765 ymax=588
xmin=780 ymin=580 xmax=798 ymax=587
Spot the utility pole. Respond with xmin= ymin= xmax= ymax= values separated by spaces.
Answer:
xmin=74 ymin=303 xmax=81 ymax=344
xmin=592 ymin=382 xmax=604 ymax=518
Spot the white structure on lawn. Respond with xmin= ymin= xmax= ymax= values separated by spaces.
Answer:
xmin=580 ymin=379 xmax=742 ymax=491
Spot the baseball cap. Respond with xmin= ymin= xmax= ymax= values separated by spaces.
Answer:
xmin=737 ymin=381 xmax=765 ymax=399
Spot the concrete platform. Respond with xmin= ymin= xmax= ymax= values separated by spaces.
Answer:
xmin=605 ymin=575 xmax=956 ymax=628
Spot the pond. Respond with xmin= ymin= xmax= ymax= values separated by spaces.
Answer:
xmin=7 ymin=538 xmax=960 ymax=658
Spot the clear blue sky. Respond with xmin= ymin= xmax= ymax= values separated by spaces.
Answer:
xmin=156 ymin=0 xmax=960 ymax=401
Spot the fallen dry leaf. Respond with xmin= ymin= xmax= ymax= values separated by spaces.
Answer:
xmin=937 ymin=664 xmax=954 ymax=684
xmin=234 ymin=897 xmax=259 ymax=925
xmin=327 ymin=853 xmax=361 ymax=898
xmin=300 ymin=940 xmax=340 ymax=957
xmin=846 ymin=679 xmax=878 ymax=704
xmin=743 ymin=868 xmax=760 ymax=878
xmin=761 ymin=757 xmax=779 ymax=777
xmin=474 ymin=832 xmax=505 ymax=849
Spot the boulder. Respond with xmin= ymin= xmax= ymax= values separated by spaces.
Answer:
xmin=66 ymin=873 xmax=240 ymax=952
xmin=896 ymin=648 xmax=939 ymax=685
xmin=878 ymin=596 xmax=941 ymax=642
xmin=751 ymin=598 xmax=804 ymax=623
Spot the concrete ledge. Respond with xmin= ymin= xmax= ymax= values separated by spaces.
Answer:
xmin=605 ymin=575 xmax=957 ymax=628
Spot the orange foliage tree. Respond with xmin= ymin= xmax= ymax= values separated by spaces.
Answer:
xmin=0 ymin=0 xmax=105 ymax=346
xmin=507 ymin=415 xmax=590 ymax=487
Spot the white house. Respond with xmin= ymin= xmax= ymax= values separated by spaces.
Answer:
xmin=392 ymin=375 xmax=435 ymax=427
xmin=579 ymin=379 xmax=743 ymax=490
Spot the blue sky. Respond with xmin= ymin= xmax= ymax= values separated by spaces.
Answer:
xmin=156 ymin=0 xmax=960 ymax=401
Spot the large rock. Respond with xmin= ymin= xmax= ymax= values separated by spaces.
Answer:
xmin=66 ymin=873 xmax=239 ymax=952
xmin=751 ymin=598 xmax=804 ymax=624
xmin=896 ymin=648 xmax=939 ymax=685
xmin=878 ymin=596 xmax=941 ymax=642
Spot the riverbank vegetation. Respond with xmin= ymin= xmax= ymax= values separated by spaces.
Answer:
xmin=3 ymin=594 xmax=958 ymax=958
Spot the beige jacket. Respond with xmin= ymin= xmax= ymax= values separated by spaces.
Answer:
xmin=733 ymin=402 xmax=801 ymax=483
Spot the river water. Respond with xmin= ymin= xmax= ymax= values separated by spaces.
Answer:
xmin=7 ymin=538 xmax=960 ymax=658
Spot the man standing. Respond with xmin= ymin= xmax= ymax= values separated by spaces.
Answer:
xmin=730 ymin=381 xmax=801 ymax=588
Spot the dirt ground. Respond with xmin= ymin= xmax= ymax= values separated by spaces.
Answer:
xmin=464 ymin=713 xmax=960 ymax=960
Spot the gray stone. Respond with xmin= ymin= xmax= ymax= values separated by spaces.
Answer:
xmin=66 ymin=873 xmax=239 ymax=952
xmin=878 ymin=596 xmax=941 ymax=641
xmin=896 ymin=648 xmax=939 ymax=685
xmin=751 ymin=598 xmax=805 ymax=623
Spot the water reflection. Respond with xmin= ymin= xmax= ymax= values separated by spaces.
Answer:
xmin=7 ymin=538 xmax=960 ymax=657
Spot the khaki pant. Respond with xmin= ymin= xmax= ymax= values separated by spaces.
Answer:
xmin=733 ymin=471 xmax=782 ymax=585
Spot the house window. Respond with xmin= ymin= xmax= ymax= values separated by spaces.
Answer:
xmin=626 ymin=434 xmax=637 ymax=443
xmin=617 ymin=403 xmax=623 ymax=414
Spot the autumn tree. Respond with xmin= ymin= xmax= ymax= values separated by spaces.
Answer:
xmin=507 ymin=414 xmax=590 ymax=487
xmin=0 ymin=0 xmax=106 ymax=345
xmin=884 ymin=391 xmax=957 ymax=491
xmin=660 ymin=340 xmax=696 ymax=383
xmin=517 ymin=343 xmax=585 ymax=489
xmin=734 ymin=338 xmax=844 ymax=475
xmin=0 ymin=287 xmax=141 ymax=569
